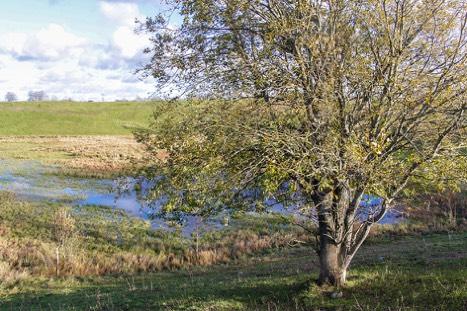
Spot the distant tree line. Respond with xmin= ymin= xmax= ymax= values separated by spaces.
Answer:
xmin=1 ymin=91 xmax=49 ymax=102
xmin=28 ymin=91 xmax=48 ymax=102
xmin=4 ymin=92 xmax=17 ymax=102
xmin=2 ymin=91 xmax=151 ymax=102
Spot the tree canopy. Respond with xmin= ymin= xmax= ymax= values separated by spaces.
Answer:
xmin=4 ymin=92 xmax=17 ymax=102
xmin=138 ymin=0 xmax=466 ymax=286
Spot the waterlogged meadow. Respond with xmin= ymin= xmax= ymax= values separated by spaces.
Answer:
xmin=1 ymin=0 xmax=466 ymax=308
xmin=0 ymin=136 xmax=145 ymax=178
xmin=0 ymin=101 xmax=465 ymax=310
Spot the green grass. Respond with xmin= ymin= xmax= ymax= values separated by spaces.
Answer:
xmin=0 ymin=101 xmax=465 ymax=310
xmin=1 ymin=228 xmax=465 ymax=310
xmin=0 ymin=192 xmax=309 ymax=307
xmin=0 ymin=195 xmax=465 ymax=310
xmin=0 ymin=101 xmax=157 ymax=135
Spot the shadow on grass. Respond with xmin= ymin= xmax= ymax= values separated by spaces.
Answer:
xmin=1 ymin=266 xmax=312 ymax=311
xmin=2 ymin=233 xmax=466 ymax=311
xmin=300 ymin=260 xmax=467 ymax=311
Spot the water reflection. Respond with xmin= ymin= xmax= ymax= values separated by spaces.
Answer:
xmin=0 ymin=160 xmax=404 ymax=234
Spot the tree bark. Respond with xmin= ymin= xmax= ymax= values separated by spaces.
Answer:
xmin=318 ymin=236 xmax=346 ymax=287
xmin=314 ymin=187 xmax=349 ymax=287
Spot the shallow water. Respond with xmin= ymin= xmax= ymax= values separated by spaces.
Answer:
xmin=0 ymin=160 xmax=150 ymax=216
xmin=0 ymin=160 xmax=222 ymax=234
xmin=0 ymin=160 xmax=403 ymax=231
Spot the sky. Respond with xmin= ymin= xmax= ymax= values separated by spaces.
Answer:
xmin=0 ymin=0 xmax=177 ymax=101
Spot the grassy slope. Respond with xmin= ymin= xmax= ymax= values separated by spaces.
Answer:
xmin=0 ymin=101 xmax=156 ymax=135
xmin=1 ymin=232 xmax=465 ymax=311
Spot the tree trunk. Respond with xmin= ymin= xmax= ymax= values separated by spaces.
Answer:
xmin=318 ymin=237 xmax=346 ymax=287
xmin=314 ymin=188 xmax=349 ymax=287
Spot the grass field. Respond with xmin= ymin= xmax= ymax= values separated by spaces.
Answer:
xmin=0 ymin=101 xmax=465 ymax=310
xmin=0 ymin=194 xmax=465 ymax=311
xmin=0 ymin=101 xmax=155 ymax=176
xmin=0 ymin=136 xmax=145 ymax=177
xmin=0 ymin=101 xmax=156 ymax=135
xmin=1 ymin=231 xmax=465 ymax=311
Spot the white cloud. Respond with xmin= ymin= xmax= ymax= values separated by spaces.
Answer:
xmin=0 ymin=2 xmax=154 ymax=101
xmin=113 ymin=26 xmax=149 ymax=58
xmin=99 ymin=1 xmax=142 ymax=26
xmin=0 ymin=54 xmax=39 ymax=94
xmin=99 ymin=1 xmax=150 ymax=59
xmin=0 ymin=51 xmax=154 ymax=101
xmin=33 ymin=24 xmax=87 ymax=53
xmin=0 ymin=24 xmax=87 ymax=61
xmin=0 ymin=33 xmax=28 ymax=55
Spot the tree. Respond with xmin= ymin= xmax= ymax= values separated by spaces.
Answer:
xmin=28 ymin=90 xmax=48 ymax=102
xmin=4 ymin=92 xmax=17 ymax=102
xmin=138 ymin=0 xmax=467 ymax=286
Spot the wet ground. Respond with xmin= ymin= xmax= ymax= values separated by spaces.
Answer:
xmin=0 ymin=159 xmax=404 ymax=230
xmin=0 ymin=159 xmax=224 ymax=234
xmin=0 ymin=160 xmax=153 ymax=216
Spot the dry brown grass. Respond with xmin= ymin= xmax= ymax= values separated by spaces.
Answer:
xmin=0 ymin=230 xmax=307 ymax=282
xmin=0 ymin=135 xmax=146 ymax=177
xmin=0 ymin=192 xmax=308 ymax=283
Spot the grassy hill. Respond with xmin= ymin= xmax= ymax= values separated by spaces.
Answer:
xmin=0 ymin=101 xmax=157 ymax=135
